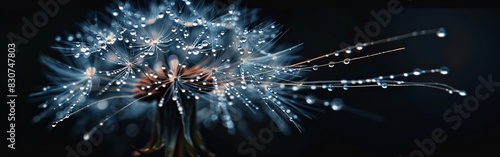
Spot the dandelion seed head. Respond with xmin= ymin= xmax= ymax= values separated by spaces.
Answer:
xmin=29 ymin=0 xmax=467 ymax=156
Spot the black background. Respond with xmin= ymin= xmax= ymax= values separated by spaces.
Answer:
xmin=2 ymin=0 xmax=500 ymax=157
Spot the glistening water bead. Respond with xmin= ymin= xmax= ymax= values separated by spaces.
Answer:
xmin=313 ymin=65 xmax=319 ymax=70
xmin=356 ymin=42 xmax=363 ymax=50
xmin=331 ymin=98 xmax=344 ymax=111
xmin=343 ymin=58 xmax=351 ymax=64
xmin=381 ymin=83 xmax=388 ymax=89
xmin=343 ymin=84 xmax=349 ymax=90
xmin=29 ymin=0 xmax=466 ymax=156
xmin=328 ymin=61 xmax=335 ymax=68
xmin=305 ymin=95 xmax=316 ymax=104
xmin=440 ymin=66 xmax=449 ymax=75
xmin=437 ymin=27 xmax=447 ymax=38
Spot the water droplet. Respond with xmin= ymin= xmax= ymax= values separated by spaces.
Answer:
xmin=323 ymin=101 xmax=330 ymax=106
xmin=75 ymin=42 xmax=81 ymax=47
xmin=305 ymin=95 xmax=316 ymax=104
xmin=343 ymin=58 xmax=351 ymax=65
xmin=310 ymin=85 xmax=317 ymax=90
xmin=192 ymin=50 xmax=200 ymax=55
xmin=201 ymin=40 xmax=209 ymax=47
xmin=130 ymin=29 xmax=136 ymax=36
xmin=157 ymin=12 xmax=165 ymax=18
xmin=239 ymin=36 xmax=247 ymax=43
xmin=327 ymin=84 xmax=334 ymax=91
xmin=439 ymin=66 xmax=449 ymax=75
xmin=75 ymin=32 xmax=82 ymax=39
xmin=345 ymin=48 xmax=351 ymax=54
xmin=97 ymin=101 xmax=108 ymax=110
xmin=117 ymin=35 xmax=123 ymax=41
xmin=100 ymin=43 xmax=107 ymax=49
xmin=413 ymin=68 xmax=422 ymax=76
xmin=83 ymin=133 xmax=90 ymax=140
xmin=356 ymin=42 xmax=363 ymax=50
xmin=312 ymin=65 xmax=318 ymax=70
xmin=328 ymin=61 xmax=335 ymax=68
xmin=381 ymin=82 xmax=388 ymax=89
xmin=447 ymin=90 xmax=453 ymax=94
xmin=96 ymin=35 xmax=102 ymax=41
xmin=331 ymin=98 xmax=344 ymax=111
xmin=343 ymin=84 xmax=348 ymax=90
xmin=436 ymin=28 xmax=446 ymax=38
xmin=458 ymin=90 xmax=467 ymax=96
xmin=172 ymin=96 xmax=178 ymax=101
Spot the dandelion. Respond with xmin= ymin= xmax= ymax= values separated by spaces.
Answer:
xmin=30 ymin=0 xmax=466 ymax=156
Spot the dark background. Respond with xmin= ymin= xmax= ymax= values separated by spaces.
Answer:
xmin=2 ymin=0 xmax=500 ymax=157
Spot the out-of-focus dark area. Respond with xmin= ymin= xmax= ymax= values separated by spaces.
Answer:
xmin=2 ymin=0 xmax=500 ymax=157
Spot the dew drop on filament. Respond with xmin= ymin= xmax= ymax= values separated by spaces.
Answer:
xmin=328 ymin=61 xmax=335 ymax=68
xmin=312 ymin=65 xmax=318 ymax=70
xmin=436 ymin=28 xmax=446 ymax=38
xmin=439 ymin=66 xmax=449 ymax=75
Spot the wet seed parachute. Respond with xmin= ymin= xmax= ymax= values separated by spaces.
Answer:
xmin=30 ymin=0 xmax=466 ymax=156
